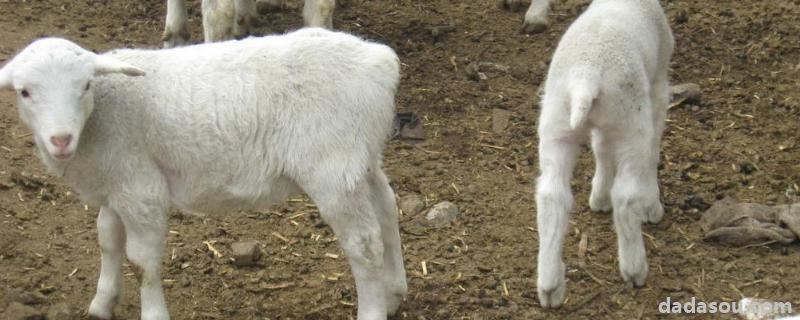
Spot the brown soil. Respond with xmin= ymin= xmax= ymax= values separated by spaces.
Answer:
xmin=1 ymin=0 xmax=799 ymax=319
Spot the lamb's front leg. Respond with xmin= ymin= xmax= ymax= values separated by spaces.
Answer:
xmin=88 ymin=207 xmax=126 ymax=319
xmin=118 ymin=204 xmax=170 ymax=320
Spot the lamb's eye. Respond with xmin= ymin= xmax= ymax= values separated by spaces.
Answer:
xmin=85 ymin=81 xmax=91 ymax=91
xmin=20 ymin=89 xmax=30 ymax=98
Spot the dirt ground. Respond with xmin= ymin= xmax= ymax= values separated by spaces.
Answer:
xmin=1 ymin=0 xmax=799 ymax=319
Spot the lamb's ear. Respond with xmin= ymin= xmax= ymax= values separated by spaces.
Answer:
xmin=0 ymin=62 xmax=12 ymax=89
xmin=94 ymin=55 xmax=146 ymax=77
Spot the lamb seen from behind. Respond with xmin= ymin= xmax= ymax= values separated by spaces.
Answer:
xmin=534 ymin=0 xmax=674 ymax=308
xmin=0 ymin=28 xmax=407 ymax=320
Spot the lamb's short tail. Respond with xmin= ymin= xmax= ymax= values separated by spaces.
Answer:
xmin=568 ymin=72 xmax=601 ymax=130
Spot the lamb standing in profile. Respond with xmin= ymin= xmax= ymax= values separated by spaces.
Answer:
xmin=534 ymin=0 xmax=674 ymax=308
xmin=0 ymin=28 xmax=407 ymax=320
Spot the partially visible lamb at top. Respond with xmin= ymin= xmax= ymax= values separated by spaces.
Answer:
xmin=164 ymin=0 xmax=336 ymax=47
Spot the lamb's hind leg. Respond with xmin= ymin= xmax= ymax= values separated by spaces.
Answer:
xmin=589 ymin=129 xmax=615 ymax=213
xmin=306 ymin=181 xmax=387 ymax=320
xmin=536 ymin=135 xmax=580 ymax=308
xmin=304 ymin=0 xmax=335 ymax=29
xmin=233 ymin=0 xmax=256 ymax=39
xmin=609 ymin=132 xmax=660 ymax=287
xmin=645 ymin=74 xmax=670 ymax=224
xmin=367 ymin=168 xmax=407 ymax=315
xmin=163 ymin=0 xmax=190 ymax=48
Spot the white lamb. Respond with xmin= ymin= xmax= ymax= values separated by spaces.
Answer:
xmin=0 ymin=28 xmax=407 ymax=320
xmin=500 ymin=0 xmax=555 ymax=33
xmin=164 ymin=0 xmax=336 ymax=47
xmin=534 ymin=0 xmax=673 ymax=308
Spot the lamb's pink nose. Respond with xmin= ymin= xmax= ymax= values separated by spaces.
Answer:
xmin=50 ymin=134 xmax=73 ymax=150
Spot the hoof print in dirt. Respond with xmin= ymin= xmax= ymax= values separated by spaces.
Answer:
xmin=231 ymin=240 xmax=262 ymax=267
xmin=425 ymin=201 xmax=459 ymax=228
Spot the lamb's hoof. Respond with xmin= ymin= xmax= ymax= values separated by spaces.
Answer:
xmin=87 ymin=307 xmax=112 ymax=320
xmin=646 ymin=203 xmax=664 ymax=224
xmin=589 ymin=193 xmax=612 ymax=213
xmin=521 ymin=21 xmax=548 ymax=34
xmin=621 ymin=265 xmax=648 ymax=287
xmin=538 ymin=282 xmax=567 ymax=308
xmin=162 ymin=30 xmax=190 ymax=48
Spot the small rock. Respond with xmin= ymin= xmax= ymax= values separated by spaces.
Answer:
xmin=492 ymin=108 xmax=512 ymax=134
xmin=393 ymin=112 xmax=425 ymax=141
xmin=479 ymin=62 xmax=511 ymax=73
xmin=179 ymin=275 xmax=192 ymax=288
xmin=425 ymin=201 xmax=459 ymax=227
xmin=670 ymin=83 xmax=702 ymax=106
xmin=465 ymin=62 xmax=485 ymax=81
xmin=10 ymin=171 xmax=45 ymax=190
xmin=2 ymin=302 xmax=43 ymax=320
xmin=45 ymin=303 xmax=73 ymax=320
xmin=739 ymin=162 xmax=757 ymax=175
xmin=682 ymin=195 xmax=711 ymax=212
xmin=231 ymin=241 xmax=261 ymax=267
xmin=429 ymin=25 xmax=456 ymax=40
xmin=399 ymin=194 xmax=425 ymax=215
xmin=15 ymin=210 xmax=34 ymax=221
xmin=0 ymin=179 xmax=15 ymax=190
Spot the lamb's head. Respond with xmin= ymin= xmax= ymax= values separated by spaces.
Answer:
xmin=0 ymin=38 xmax=144 ymax=161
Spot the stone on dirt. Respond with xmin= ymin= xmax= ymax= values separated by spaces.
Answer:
xmin=492 ymin=108 xmax=512 ymax=134
xmin=425 ymin=201 xmax=459 ymax=227
xmin=399 ymin=193 xmax=425 ymax=215
xmin=670 ymin=82 xmax=702 ymax=106
xmin=231 ymin=241 xmax=262 ymax=267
